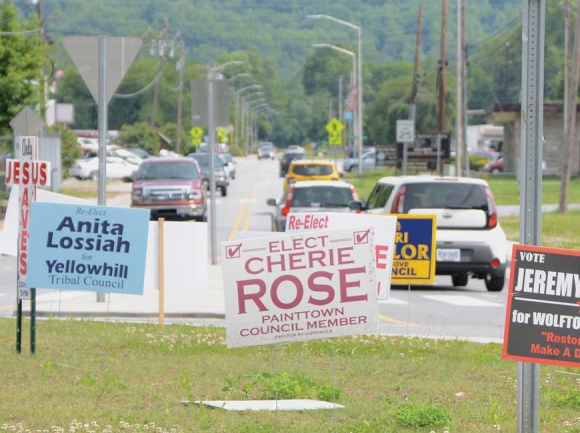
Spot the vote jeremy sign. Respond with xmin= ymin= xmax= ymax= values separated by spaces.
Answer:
xmin=503 ymin=244 xmax=580 ymax=368
xmin=286 ymin=212 xmax=397 ymax=299
xmin=221 ymin=228 xmax=378 ymax=348
xmin=25 ymin=202 xmax=150 ymax=295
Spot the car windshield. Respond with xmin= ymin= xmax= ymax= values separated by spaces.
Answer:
xmin=291 ymin=186 xmax=353 ymax=208
xmin=403 ymin=182 xmax=488 ymax=212
xmin=260 ymin=144 xmax=274 ymax=150
xmin=292 ymin=164 xmax=334 ymax=176
xmin=221 ymin=153 xmax=232 ymax=163
xmin=136 ymin=161 xmax=199 ymax=180
xmin=282 ymin=152 xmax=303 ymax=162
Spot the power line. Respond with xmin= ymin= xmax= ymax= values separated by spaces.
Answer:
xmin=113 ymin=73 xmax=160 ymax=98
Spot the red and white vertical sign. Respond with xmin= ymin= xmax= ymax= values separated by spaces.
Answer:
xmin=5 ymin=136 xmax=51 ymax=299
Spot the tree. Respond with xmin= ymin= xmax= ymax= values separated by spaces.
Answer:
xmin=47 ymin=124 xmax=81 ymax=176
xmin=0 ymin=0 xmax=47 ymax=150
xmin=115 ymin=122 xmax=160 ymax=155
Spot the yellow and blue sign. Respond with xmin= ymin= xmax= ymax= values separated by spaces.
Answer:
xmin=391 ymin=214 xmax=436 ymax=285
xmin=25 ymin=202 xmax=150 ymax=295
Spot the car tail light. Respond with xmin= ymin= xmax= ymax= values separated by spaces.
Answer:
xmin=281 ymin=185 xmax=295 ymax=216
xmin=484 ymin=186 xmax=498 ymax=228
xmin=490 ymin=257 xmax=501 ymax=269
xmin=391 ymin=186 xmax=406 ymax=213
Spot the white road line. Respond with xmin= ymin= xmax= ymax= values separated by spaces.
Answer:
xmin=422 ymin=295 xmax=504 ymax=307
xmin=379 ymin=298 xmax=407 ymax=305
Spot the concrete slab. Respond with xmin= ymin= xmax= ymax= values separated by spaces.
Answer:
xmin=192 ymin=399 xmax=344 ymax=411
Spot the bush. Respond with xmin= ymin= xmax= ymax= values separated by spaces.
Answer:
xmin=229 ymin=144 xmax=245 ymax=157
xmin=47 ymin=124 xmax=80 ymax=177
xmin=116 ymin=122 xmax=161 ymax=156
xmin=395 ymin=401 xmax=452 ymax=428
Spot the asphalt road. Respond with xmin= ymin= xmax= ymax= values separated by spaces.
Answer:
xmin=0 ymin=156 xmax=510 ymax=342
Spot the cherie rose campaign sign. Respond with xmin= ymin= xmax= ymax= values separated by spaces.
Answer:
xmin=25 ymin=202 xmax=150 ymax=295
xmin=222 ymin=228 xmax=378 ymax=348
xmin=286 ymin=212 xmax=397 ymax=299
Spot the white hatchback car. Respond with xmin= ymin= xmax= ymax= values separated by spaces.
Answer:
xmin=349 ymin=176 xmax=508 ymax=291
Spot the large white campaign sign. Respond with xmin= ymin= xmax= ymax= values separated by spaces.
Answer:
xmin=286 ymin=212 xmax=397 ymax=299
xmin=221 ymin=228 xmax=378 ymax=348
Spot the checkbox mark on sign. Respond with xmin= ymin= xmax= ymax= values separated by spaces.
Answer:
xmin=226 ymin=243 xmax=242 ymax=259
xmin=354 ymin=229 xmax=370 ymax=245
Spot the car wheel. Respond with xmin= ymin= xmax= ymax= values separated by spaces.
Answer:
xmin=221 ymin=185 xmax=227 ymax=197
xmin=451 ymin=273 xmax=469 ymax=287
xmin=485 ymin=274 xmax=505 ymax=292
xmin=89 ymin=171 xmax=98 ymax=181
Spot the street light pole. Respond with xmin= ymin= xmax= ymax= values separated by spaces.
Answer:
xmin=307 ymin=14 xmax=363 ymax=174
xmin=244 ymin=98 xmax=267 ymax=153
xmin=207 ymin=60 xmax=244 ymax=265
xmin=235 ymin=84 xmax=262 ymax=150
xmin=241 ymin=93 xmax=264 ymax=153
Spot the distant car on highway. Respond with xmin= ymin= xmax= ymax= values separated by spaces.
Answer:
xmin=187 ymin=152 xmax=228 ymax=196
xmin=69 ymin=155 xmax=139 ymax=181
xmin=258 ymin=142 xmax=276 ymax=160
xmin=342 ymin=149 xmax=376 ymax=172
xmin=283 ymin=159 xmax=341 ymax=191
xmin=219 ymin=153 xmax=236 ymax=180
xmin=287 ymin=145 xmax=304 ymax=153
xmin=482 ymin=157 xmax=504 ymax=174
xmin=279 ymin=151 xmax=304 ymax=177
xmin=266 ymin=180 xmax=359 ymax=232
xmin=130 ymin=157 xmax=206 ymax=221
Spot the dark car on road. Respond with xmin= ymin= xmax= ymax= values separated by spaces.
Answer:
xmin=187 ymin=153 xmax=228 ymax=196
xmin=279 ymin=151 xmax=304 ymax=177
xmin=258 ymin=142 xmax=276 ymax=160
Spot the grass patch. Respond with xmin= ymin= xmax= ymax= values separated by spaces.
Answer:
xmin=500 ymin=210 xmax=580 ymax=249
xmin=346 ymin=170 xmax=580 ymax=206
xmin=2 ymin=320 xmax=580 ymax=431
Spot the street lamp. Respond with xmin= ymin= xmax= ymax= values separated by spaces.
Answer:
xmin=207 ymin=60 xmax=244 ymax=265
xmin=244 ymin=98 xmax=267 ymax=153
xmin=307 ymin=14 xmax=363 ymax=174
xmin=235 ymin=84 xmax=262 ymax=147
xmin=312 ymin=44 xmax=356 ymax=86
xmin=227 ymin=72 xmax=251 ymax=83
xmin=241 ymin=93 xmax=264 ymax=153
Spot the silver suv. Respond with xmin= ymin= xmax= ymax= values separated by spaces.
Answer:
xmin=350 ymin=175 xmax=508 ymax=291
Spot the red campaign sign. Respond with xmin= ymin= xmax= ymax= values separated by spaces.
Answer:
xmin=221 ymin=228 xmax=378 ymax=348
xmin=503 ymin=244 xmax=580 ymax=367
xmin=5 ymin=137 xmax=51 ymax=299
xmin=5 ymin=160 xmax=50 ymax=187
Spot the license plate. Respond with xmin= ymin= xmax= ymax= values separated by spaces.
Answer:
xmin=437 ymin=248 xmax=461 ymax=262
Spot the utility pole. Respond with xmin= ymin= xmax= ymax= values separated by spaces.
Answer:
xmin=559 ymin=0 xmax=580 ymax=213
xmin=151 ymin=20 xmax=167 ymax=129
xmin=339 ymin=75 xmax=344 ymax=156
xmin=407 ymin=5 xmax=423 ymax=175
xmin=456 ymin=0 xmax=464 ymax=176
xmin=438 ymin=0 xmax=447 ymax=176
xmin=176 ymin=38 xmax=185 ymax=154
xmin=461 ymin=0 xmax=469 ymax=176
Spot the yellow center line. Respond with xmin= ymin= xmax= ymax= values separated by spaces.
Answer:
xmin=227 ymin=188 xmax=251 ymax=241
xmin=242 ymin=186 xmax=255 ymax=231
xmin=379 ymin=314 xmax=422 ymax=327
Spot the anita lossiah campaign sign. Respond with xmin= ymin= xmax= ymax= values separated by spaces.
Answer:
xmin=25 ymin=202 xmax=150 ymax=295
xmin=221 ymin=227 xmax=378 ymax=348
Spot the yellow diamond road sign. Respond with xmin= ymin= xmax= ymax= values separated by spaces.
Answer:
xmin=190 ymin=127 xmax=204 ymax=145
xmin=329 ymin=135 xmax=342 ymax=146
xmin=325 ymin=118 xmax=344 ymax=136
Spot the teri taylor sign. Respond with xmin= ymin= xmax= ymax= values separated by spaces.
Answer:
xmin=25 ymin=202 xmax=150 ymax=295
xmin=503 ymin=244 xmax=580 ymax=367
xmin=221 ymin=228 xmax=378 ymax=348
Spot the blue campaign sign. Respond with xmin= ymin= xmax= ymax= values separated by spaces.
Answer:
xmin=25 ymin=202 xmax=150 ymax=295
xmin=391 ymin=214 xmax=436 ymax=285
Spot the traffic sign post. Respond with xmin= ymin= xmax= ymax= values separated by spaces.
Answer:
xmin=396 ymin=119 xmax=415 ymax=175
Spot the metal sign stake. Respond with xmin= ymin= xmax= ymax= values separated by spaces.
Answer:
xmin=517 ymin=0 xmax=545 ymax=431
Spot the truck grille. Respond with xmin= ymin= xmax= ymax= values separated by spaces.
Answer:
xmin=143 ymin=187 xmax=188 ymax=202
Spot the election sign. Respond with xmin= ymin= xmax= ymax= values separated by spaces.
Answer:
xmin=25 ymin=202 xmax=150 ymax=295
xmin=5 ymin=137 xmax=51 ymax=299
xmin=503 ymin=244 xmax=580 ymax=368
xmin=287 ymin=212 xmax=397 ymax=299
xmin=391 ymin=215 xmax=436 ymax=285
xmin=221 ymin=228 xmax=378 ymax=348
